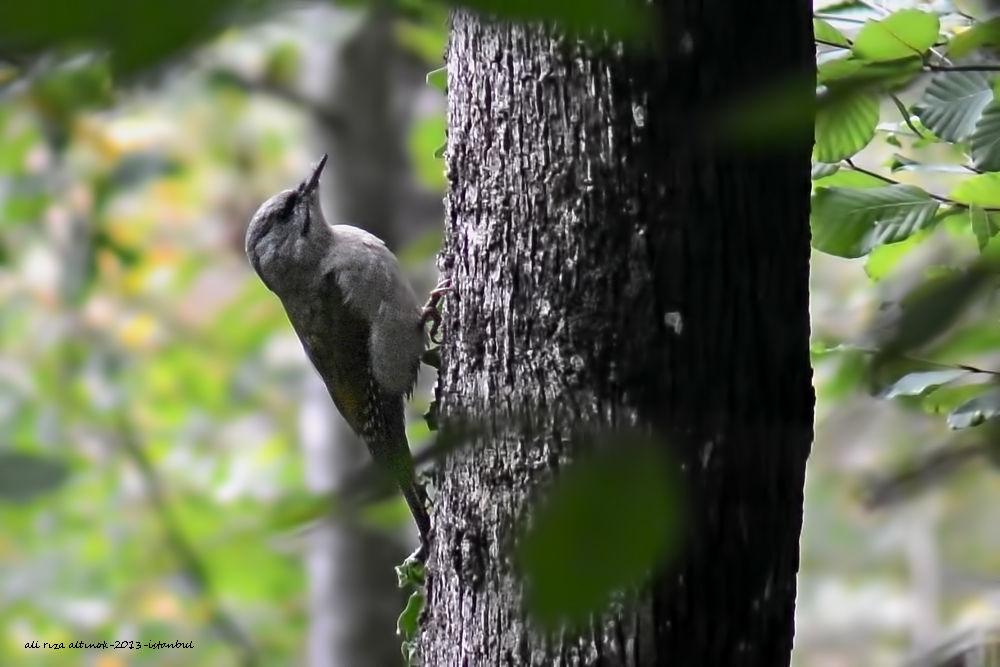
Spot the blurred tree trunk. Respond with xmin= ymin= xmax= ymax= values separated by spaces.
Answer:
xmin=421 ymin=3 xmax=813 ymax=666
xmin=299 ymin=5 xmax=443 ymax=667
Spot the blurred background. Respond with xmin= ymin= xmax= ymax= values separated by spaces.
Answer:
xmin=1 ymin=0 xmax=999 ymax=665
xmin=0 ymin=2 xmax=448 ymax=666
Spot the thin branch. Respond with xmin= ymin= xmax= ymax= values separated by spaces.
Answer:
xmin=861 ymin=441 xmax=986 ymax=510
xmin=210 ymin=68 xmax=347 ymax=134
xmin=850 ymin=345 xmax=1000 ymax=375
xmin=853 ymin=0 xmax=889 ymax=15
xmin=815 ymin=38 xmax=851 ymax=49
xmin=814 ymin=13 xmax=867 ymax=24
xmin=875 ymin=126 xmax=924 ymax=139
xmin=927 ymin=45 xmax=953 ymax=67
xmin=116 ymin=415 xmax=261 ymax=667
xmin=841 ymin=159 xmax=1000 ymax=212
xmin=887 ymin=92 xmax=925 ymax=139
xmin=844 ymin=158 xmax=906 ymax=185
xmin=843 ymin=159 xmax=951 ymax=203
xmin=926 ymin=63 xmax=1000 ymax=72
xmin=903 ymin=357 xmax=1000 ymax=376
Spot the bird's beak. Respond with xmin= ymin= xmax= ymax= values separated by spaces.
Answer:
xmin=298 ymin=154 xmax=328 ymax=196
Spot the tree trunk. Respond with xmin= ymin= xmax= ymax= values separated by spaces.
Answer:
xmin=421 ymin=2 xmax=814 ymax=665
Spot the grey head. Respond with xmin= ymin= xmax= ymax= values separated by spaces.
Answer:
xmin=245 ymin=155 xmax=330 ymax=291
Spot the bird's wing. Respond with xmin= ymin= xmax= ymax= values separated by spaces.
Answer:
xmin=283 ymin=271 xmax=372 ymax=439
xmin=282 ymin=270 xmax=428 ymax=539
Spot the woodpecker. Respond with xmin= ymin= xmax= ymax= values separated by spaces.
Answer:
xmin=245 ymin=155 xmax=441 ymax=551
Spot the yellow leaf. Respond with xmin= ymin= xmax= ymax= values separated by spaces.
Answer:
xmin=149 ymin=248 xmax=178 ymax=266
xmin=141 ymin=591 xmax=182 ymax=621
xmin=117 ymin=313 xmax=159 ymax=349
xmin=97 ymin=249 xmax=122 ymax=281
xmin=104 ymin=215 xmax=142 ymax=247
xmin=122 ymin=269 xmax=146 ymax=296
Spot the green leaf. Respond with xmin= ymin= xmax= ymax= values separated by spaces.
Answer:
xmin=888 ymin=153 xmax=919 ymax=171
xmin=262 ymin=42 xmax=301 ymax=88
xmin=929 ymin=321 xmax=1000 ymax=361
xmin=970 ymin=99 xmax=1000 ymax=171
xmin=812 ymin=162 xmax=841 ymax=179
xmin=946 ymin=18 xmax=1000 ymax=59
xmin=396 ymin=553 xmax=426 ymax=590
xmin=267 ymin=492 xmax=330 ymax=532
xmin=397 ymin=22 xmax=448 ymax=66
xmin=409 ymin=113 xmax=447 ymax=190
xmin=813 ymin=168 xmax=888 ymax=189
xmin=0 ymin=0 xmax=260 ymax=75
xmin=397 ymin=228 xmax=444 ymax=268
xmin=922 ymin=382 xmax=989 ymax=416
xmin=951 ymin=172 xmax=1000 ymax=207
xmin=0 ymin=119 xmax=41 ymax=173
xmin=817 ymin=0 xmax=878 ymax=15
xmin=204 ymin=527 xmax=303 ymax=600
xmin=913 ymin=71 xmax=993 ymax=142
xmin=888 ymin=159 xmax=973 ymax=174
xmin=852 ymin=10 xmax=940 ymax=61
xmin=811 ymin=185 xmax=940 ymax=258
xmin=949 ymin=386 xmax=1000 ymax=429
xmin=970 ymin=205 xmax=998 ymax=251
xmin=814 ymin=91 xmax=879 ymax=162
xmin=425 ymin=67 xmax=447 ymax=93
xmin=30 ymin=55 xmax=114 ymax=123
xmin=815 ymin=18 xmax=851 ymax=47
xmin=817 ymin=349 xmax=869 ymax=402
xmin=940 ymin=205 xmax=974 ymax=235
xmin=817 ymin=56 xmax=864 ymax=84
xmin=518 ymin=438 xmax=682 ymax=630
xmin=981 ymin=217 xmax=1000 ymax=260
xmin=1 ymin=180 xmax=50 ymax=226
xmin=875 ymin=269 xmax=991 ymax=358
xmin=878 ymin=369 xmax=971 ymax=399
xmin=864 ymin=228 xmax=932 ymax=281
xmin=397 ymin=590 xmax=425 ymax=643
xmin=0 ymin=452 xmax=69 ymax=502
xmin=818 ymin=55 xmax=922 ymax=87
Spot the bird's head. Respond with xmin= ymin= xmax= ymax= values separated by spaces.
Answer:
xmin=245 ymin=154 xmax=329 ymax=264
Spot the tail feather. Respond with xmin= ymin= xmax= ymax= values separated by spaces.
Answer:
xmin=363 ymin=384 xmax=431 ymax=544
xmin=401 ymin=482 xmax=431 ymax=542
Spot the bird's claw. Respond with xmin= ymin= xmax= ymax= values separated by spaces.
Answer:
xmin=421 ymin=278 xmax=452 ymax=345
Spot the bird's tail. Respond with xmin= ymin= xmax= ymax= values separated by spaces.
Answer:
xmin=369 ymin=391 xmax=431 ymax=546
xmin=401 ymin=481 xmax=431 ymax=543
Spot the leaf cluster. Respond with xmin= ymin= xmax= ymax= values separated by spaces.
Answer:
xmin=811 ymin=5 xmax=1000 ymax=445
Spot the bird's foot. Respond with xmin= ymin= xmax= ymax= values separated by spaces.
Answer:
xmin=420 ymin=278 xmax=452 ymax=345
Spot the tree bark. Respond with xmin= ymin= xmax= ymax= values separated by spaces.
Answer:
xmin=421 ymin=2 xmax=814 ymax=665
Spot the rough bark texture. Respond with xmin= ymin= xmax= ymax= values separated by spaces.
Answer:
xmin=421 ymin=1 xmax=814 ymax=665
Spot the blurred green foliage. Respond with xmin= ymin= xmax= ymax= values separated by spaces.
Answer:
xmin=0 ymin=2 xmax=451 ymax=664
xmin=805 ymin=3 xmax=1000 ymax=663
xmin=809 ymin=3 xmax=1000 ymax=431
xmin=517 ymin=435 xmax=683 ymax=631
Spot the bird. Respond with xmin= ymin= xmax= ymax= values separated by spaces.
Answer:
xmin=244 ymin=154 xmax=445 ymax=553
